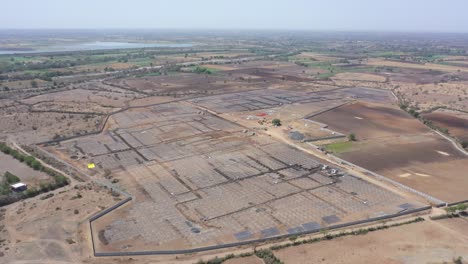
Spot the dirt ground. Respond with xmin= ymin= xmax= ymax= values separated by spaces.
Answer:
xmin=311 ymin=101 xmax=468 ymax=202
xmin=1 ymin=50 xmax=468 ymax=263
xmin=366 ymin=58 xmax=468 ymax=73
xmin=311 ymin=102 xmax=427 ymax=140
xmin=0 ymin=182 xmax=117 ymax=264
xmin=423 ymin=110 xmax=468 ymax=141
xmin=294 ymin=52 xmax=338 ymax=62
xmin=394 ymin=81 xmax=468 ymax=112
xmin=106 ymin=71 xmax=279 ymax=97
xmin=0 ymin=104 xmax=104 ymax=144
xmin=0 ymin=152 xmax=52 ymax=186
xmin=275 ymin=218 xmax=468 ymax=264
xmin=332 ymin=72 xmax=387 ymax=82
xmin=224 ymin=255 xmax=263 ymax=264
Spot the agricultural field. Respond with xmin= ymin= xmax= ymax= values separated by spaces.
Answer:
xmin=311 ymin=101 xmax=468 ymax=202
xmin=422 ymin=109 xmax=468 ymax=142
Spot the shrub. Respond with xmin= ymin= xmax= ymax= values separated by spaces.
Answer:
xmin=24 ymin=156 xmax=36 ymax=166
xmin=4 ymin=171 xmax=20 ymax=184
xmin=461 ymin=141 xmax=468 ymax=149
xmin=348 ymin=133 xmax=357 ymax=141
xmin=272 ymin=119 xmax=281 ymax=126
xmin=25 ymin=187 xmax=39 ymax=197
xmin=31 ymin=160 xmax=42 ymax=170
xmin=255 ymin=249 xmax=283 ymax=264
xmin=193 ymin=66 xmax=212 ymax=74
xmin=446 ymin=203 xmax=467 ymax=214
xmin=30 ymin=80 xmax=38 ymax=88
xmin=40 ymin=193 xmax=54 ymax=200
xmin=408 ymin=108 xmax=420 ymax=118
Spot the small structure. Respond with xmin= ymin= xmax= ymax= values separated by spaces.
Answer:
xmin=11 ymin=182 xmax=27 ymax=192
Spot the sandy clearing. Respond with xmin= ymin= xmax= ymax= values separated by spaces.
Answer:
xmin=415 ymin=173 xmax=431 ymax=177
xmin=366 ymin=58 xmax=468 ymax=73
xmin=202 ymin=64 xmax=237 ymax=70
xmin=0 ymin=152 xmax=52 ymax=186
xmin=224 ymin=255 xmax=263 ymax=264
xmin=275 ymin=219 xmax=468 ymax=264
xmin=332 ymin=72 xmax=387 ymax=82
xmin=436 ymin=150 xmax=450 ymax=156
xmin=295 ymin=52 xmax=337 ymax=62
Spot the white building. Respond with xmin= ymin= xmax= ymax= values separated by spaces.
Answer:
xmin=11 ymin=182 xmax=27 ymax=192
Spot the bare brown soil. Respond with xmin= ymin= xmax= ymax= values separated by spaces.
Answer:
xmin=312 ymin=101 xmax=468 ymax=202
xmin=367 ymin=58 xmax=468 ymax=73
xmin=0 ymin=104 xmax=104 ymax=144
xmin=275 ymin=218 xmax=468 ymax=264
xmin=0 ymin=182 xmax=116 ymax=263
xmin=394 ymin=82 xmax=468 ymax=112
xmin=423 ymin=111 xmax=468 ymax=141
xmin=1 ymin=52 xmax=467 ymax=263
xmin=0 ymin=152 xmax=52 ymax=186
xmin=311 ymin=102 xmax=426 ymax=140
xmin=107 ymin=73 xmax=277 ymax=97
xmin=224 ymin=255 xmax=263 ymax=264
xmin=332 ymin=72 xmax=387 ymax=82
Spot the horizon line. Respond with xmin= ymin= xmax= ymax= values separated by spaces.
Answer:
xmin=1 ymin=28 xmax=468 ymax=34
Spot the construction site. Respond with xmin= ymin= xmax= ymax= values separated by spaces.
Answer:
xmin=39 ymin=87 xmax=431 ymax=254
xmin=0 ymin=32 xmax=467 ymax=264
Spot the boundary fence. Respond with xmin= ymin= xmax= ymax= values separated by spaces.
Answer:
xmin=322 ymin=150 xmax=447 ymax=206
xmin=89 ymin=197 xmax=430 ymax=256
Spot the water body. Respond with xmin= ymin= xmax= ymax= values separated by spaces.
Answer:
xmin=0 ymin=41 xmax=193 ymax=55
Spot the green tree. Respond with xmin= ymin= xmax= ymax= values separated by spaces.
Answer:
xmin=272 ymin=119 xmax=281 ymax=126
xmin=31 ymin=160 xmax=42 ymax=170
xmin=193 ymin=66 xmax=212 ymax=74
xmin=348 ymin=133 xmax=357 ymax=141
xmin=24 ymin=156 xmax=36 ymax=166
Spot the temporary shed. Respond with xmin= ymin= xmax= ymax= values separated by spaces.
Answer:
xmin=11 ymin=182 xmax=27 ymax=192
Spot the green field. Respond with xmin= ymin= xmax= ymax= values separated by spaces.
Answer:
xmin=324 ymin=141 xmax=354 ymax=153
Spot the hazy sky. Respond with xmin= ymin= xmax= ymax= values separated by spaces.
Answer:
xmin=2 ymin=0 xmax=467 ymax=32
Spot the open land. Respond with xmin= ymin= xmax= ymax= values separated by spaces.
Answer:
xmin=275 ymin=217 xmax=468 ymax=264
xmin=0 ymin=152 xmax=52 ymax=187
xmin=422 ymin=109 xmax=468 ymax=142
xmin=0 ymin=31 xmax=467 ymax=263
xmin=311 ymin=102 xmax=468 ymax=202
